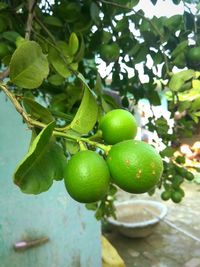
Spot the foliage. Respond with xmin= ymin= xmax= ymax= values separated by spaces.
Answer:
xmin=0 ymin=0 xmax=200 ymax=219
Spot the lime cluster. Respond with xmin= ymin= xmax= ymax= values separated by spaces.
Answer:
xmin=64 ymin=109 xmax=164 ymax=203
xmin=161 ymin=160 xmax=194 ymax=203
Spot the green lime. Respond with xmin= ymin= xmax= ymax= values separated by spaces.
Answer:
xmin=99 ymin=109 xmax=137 ymax=145
xmin=171 ymin=190 xmax=182 ymax=203
xmin=106 ymin=140 xmax=163 ymax=194
xmin=175 ymin=156 xmax=185 ymax=164
xmin=175 ymin=166 xmax=187 ymax=176
xmin=64 ymin=150 xmax=110 ymax=203
xmin=100 ymin=43 xmax=120 ymax=63
xmin=161 ymin=190 xmax=171 ymax=201
xmin=172 ymin=175 xmax=184 ymax=189
xmin=185 ymin=172 xmax=194 ymax=181
xmin=187 ymin=46 xmax=200 ymax=65
xmin=176 ymin=187 xmax=185 ymax=197
xmin=0 ymin=43 xmax=9 ymax=59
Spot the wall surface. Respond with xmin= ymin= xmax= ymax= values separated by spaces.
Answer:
xmin=0 ymin=94 xmax=101 ymax=267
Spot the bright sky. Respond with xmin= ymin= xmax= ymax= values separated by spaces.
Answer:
xmin=135 ymin=0 xmax=184 ymax=17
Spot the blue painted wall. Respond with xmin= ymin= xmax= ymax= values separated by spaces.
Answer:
xmin=0 ymin=94 xmax=101 ymax=267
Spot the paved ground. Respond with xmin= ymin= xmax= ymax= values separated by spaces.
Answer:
xmin=105 ymin=182 xmax=200 ymax=267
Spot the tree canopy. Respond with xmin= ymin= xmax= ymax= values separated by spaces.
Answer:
xmin=0 ymin=0 xmax=200 ymax=218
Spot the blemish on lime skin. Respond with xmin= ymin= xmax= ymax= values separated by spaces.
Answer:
xmin=151 ymin=162 xmax=155 ymax=168
xmin=136 ymin=170 xmax=142 ymax=179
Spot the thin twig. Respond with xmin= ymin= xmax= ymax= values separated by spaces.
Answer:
xmin=0 ymin=84 xmax=31 ymax=126
xmin=0 ymin=68 xmax=10 ymax=80
xmin=25 ymin=0 xmax=37 ymax=40
xmin=98 ymin=0 xmax=132 ymax=10
xmin=34 ymin=16 xmax=56 ymax=43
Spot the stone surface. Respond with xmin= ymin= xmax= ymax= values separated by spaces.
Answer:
xmin=105 ymin=182 xmax=200 ymax=267
xmin=184 ymin=258 xmax=200 ymax=267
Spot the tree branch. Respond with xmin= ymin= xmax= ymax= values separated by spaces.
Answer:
xmin=34 ymin=16 xmax=56 ymax=43
xmin=0 ymin=68 xmax=10 ymax=80
xmin=0 ymin=84 xmax=32 ymax=126
xmin=0 ymin=83 xmax=110 ymax=152
xmin=25 ymin=0 xmax=37 ymax=40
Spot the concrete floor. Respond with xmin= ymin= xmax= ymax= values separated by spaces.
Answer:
xmin=105 ymin=182 xmax=200 ymax=267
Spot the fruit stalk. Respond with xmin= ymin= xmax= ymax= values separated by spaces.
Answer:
xmin=53 ymin=131 xmax=111 ymax=153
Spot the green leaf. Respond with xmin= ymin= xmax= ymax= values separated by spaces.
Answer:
xmin=74 ymin=34 xmax=85 ymax=62
xmin=66 ymin=129 xmax=80 ymax=154
xmin=94 ymin=73 xmax=103 ymax=96
xmin=171 ymin=40 xmax=188 ymax=58
xmin=147 ymin=90 xmax=161 ymax=106
xmin=164 ymin=15 xmax=182 ymax=32
xmin=23 ymin=97 xmax=54 ymax=124
xmin=2 ymin=31 xmax=21 ymax=42
xmin=173 ymin=53 xmax=186 ymax=69
xmin=101 ymin=97 xmax=113 ymax=112
xmin=10 ymin=41 xmax=49 ymax=89
xmin=150 ymin=0 xmax=158 ymax=5
xmin=69 ymin=32 xmax=79 ymax=55
xmin=155 ymin=117 xmax=169 ymax=135
xmin=90 ymin=2 xmax=100 ymax=25
xmin=48 ymin=42 xmax=73 ymax=78
xmin=85 ymin=203 xmax=98 ymax=211
xmin=69 ymin=85 xmax=98 ymax=134
xmin=178 ymin=101 xmax=191 ymax=112
xmin=0 ymin=16 xmax=7 ymax=33
xmin=126 ymin=0 xmax=139 ymax=8
xmin=48 ymin=73 xmax=65 ymax=86
xmin=160 ymin=147 xmax=175 ymax=157
xmin=190 ymin=114 xmax=199 ymax=124
xmin=168 ymin=70 xmax=195 ymax=92
xmin=0 ymin=2 xmax=8 ymax=10
xmin=70 ymin=62 xmax=78 ymax=71
xmin=43 ymin=16 xmax=63 ymax=27
xmin=115 ymin=17 xmax=129 ymax=32
xmin=172 ymin=0 xmax=181 ymax=4
xmin=102 ymin=93 xmax=120 ymax=110
xmin=193 ymin=111 xmax=200 ymax=117
xmin=134 ymin=44 xmax=148 ymax=63
xmin=14 ymin=122 xmax=67 ymax=194
xmin=192 ymin=79 xmax=200 ymax=89
xmin=191 ymin=98 xmax=200 ymax=111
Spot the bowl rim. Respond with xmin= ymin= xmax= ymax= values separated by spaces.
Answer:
xmin=107 ymin=199 xmax=168 ymax=228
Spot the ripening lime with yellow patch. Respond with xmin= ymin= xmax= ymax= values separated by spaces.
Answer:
xmin=106 ymin=140 xmax=163 ymax=194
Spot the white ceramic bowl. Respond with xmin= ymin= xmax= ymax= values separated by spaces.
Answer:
xmin=107 ymin=199 xmax=167 ymax=238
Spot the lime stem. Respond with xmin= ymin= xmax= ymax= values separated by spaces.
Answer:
xmin=53 ymin=130 xmax=111 ymax=153
xmin=79 ymin=141 xmax=88 ymax=151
